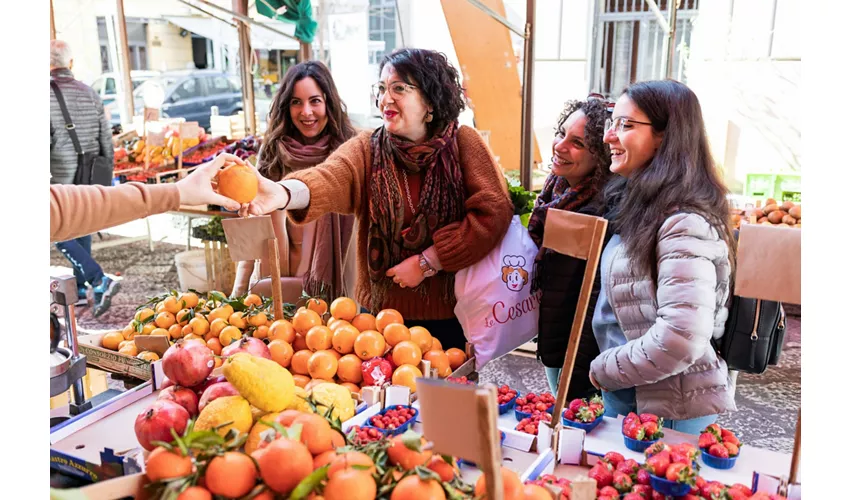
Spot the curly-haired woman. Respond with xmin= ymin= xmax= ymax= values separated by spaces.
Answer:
xmin=528 ymin=98 xmax=613 ymax=399
xmin=241 ymin=48 xmax=514 ymax=350
xmin=231 ymin=61 xmax=357 ymax=303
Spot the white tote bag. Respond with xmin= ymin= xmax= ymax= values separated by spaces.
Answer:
xmin=454 ymin=215 xmax=542 ymax=369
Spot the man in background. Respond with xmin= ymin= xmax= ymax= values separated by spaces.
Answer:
xmin=50 ymin=40 xmax=120 ymax=316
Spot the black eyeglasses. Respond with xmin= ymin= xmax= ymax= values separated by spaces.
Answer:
xmin=604 ymin=117 xmax=653 ymax=134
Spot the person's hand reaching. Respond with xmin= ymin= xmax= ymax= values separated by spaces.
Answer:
xmin=239 ymin=165 xmax=290 ymax=217
xmin=175 ymin=153 xmax=245 ymax=211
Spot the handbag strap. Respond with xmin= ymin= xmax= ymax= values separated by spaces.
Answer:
xmin=50 ymin=80 xmax=83 ymax=156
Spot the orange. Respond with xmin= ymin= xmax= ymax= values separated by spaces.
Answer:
xmin=329 ymin=297 xmax=358 ymax=322
xmin=138 ymin=351 xmax=160 ymax=361
xmin=327 ymin=317 xmax=343 ymax=330
xmin=213 ymin=357 xmax=223 ymax=369
xmin=423 ymin=350 xmax=451 ymax=378
xmin=178 ymin=292 xmax=199 ymax=309
xmin=392 ymin=364 xmax=423 ymax=393
xmin=102 ymin=331 xmax=124 ymax=350
xmin=306 ymin=298 xmax=329 ymax=316
xmin=251 ymin=436 xmax=312 ymax=495
xmin=166 ymin=324 xmax=181 ymax=340
xmin=208 ymin=318 xmax=228 ymax=338
xmin=268 ymin=320 xmax=296 ymax=343
xmin=244 ymin=293 xmax=263 ymax=308
xmin=390 ymin=474 xmax=447 ymax=500
xmin=249 ymin=312 xmax=270 ymax=327
xmin=269 ymin=340 xmax=294 ymax=368
xmin=325 ymin=349 xmax=342 ymax=361
xmin=330 ymin=320 xmax=354 ymax=333
xmin=306 ymin=326 xmax=333 ymax=351
xmin=175 ymin=309 xmax=193 ymax=326
xmin=354 ymin=331 xmax=387 ymax=361
xmin=207 ymin=306 xmax=231 ymax=323
xmin=121 ymin=324 xmax=136 ymax=341
xmin=350 ymin=313 xmax=377 ymax=333
xmin=141 ymin=323 xmax=156 ymax=335
xmin=254 ymin=325 xmax=270 ymax=340
xmin=523 ymin=484 xmax=552 ymax=500
xmin=292 ymin=309 xmax=323 ymax=335
xmin=293 ymin=413 xmax=335 ymax=455
xmin=176 ymin=486 xmax=212 ymax=500
xmin=337 ymin=354 xmax=363 ymax=384
xmin=228 ymin=312 xmax=248 ymax=329
xmin=290 ymin=350 xmax=312 ymax=375
xmin=292 ymin=374 xmax=311 ymax=388
xmin=327 ymin=452 xmax=376 ymax=478
xmin=163 ymin=296 xmax=183 ymax=314
xmin=206 ymin=338 xmax=223 ymax=356
xmin=145 ymin=447 xmax=192 ymax=482
xmin=340 ymin=382 xmax=361 ymax=394
xmin=331 ymin=430 xmax=346 ymax=449
xmin=323 ymin=469 xmax=376 ymax=500
xmin=409 ymin=326 xmax=433 ymax=353
xmin=180 ymin=325 xmax=193 ymax=338
xmin=155 ymin=302 xmax=166 ymax=314
xmin=118 ymin=343 xmax=138 ymax=357
xmin=219 ymin=326 xmax=242 ymax=346
xmin=151 ymin=328 xmax=170 ymax=338
xmin=375 ymin=309 xmax=404 ymax=333
xmin=446 ymin=348 xmax=468 ymax=370
xmin=430 ymin=337 xmax=443 ymax=352
xmin=293 ymin=333 xmax=310 ymax=352
xmin=217 ymin=163 xmax=258 ymax=204
xmin=155 ymin=312 xmax=176 ymax=329
xmin=205 ymin=451 xmax=257 ymax=498
xmin=392 ymin=340 xmax=422 ymax=367
xmin=331 ymin=324 xmax=359 ymax=354
xmin=474 ymin=466 xmax=523 ymax=500
xmin=245 ymin=412 xmax=281 ymax=455
xmin=387 ymin=434 xmax=432 ymax=470
xmin=135 ymin=308 xmax=155 ymax=322
xmin=119 ymin=340 xmax=133 ymax=350
xmin=313 ymin=450 xmax=339 ymax=471
xmin=427 ymin=455 xmax=457 ymax=482
xmin=308 ymin=350 xmax=339 ymax=380
xmin=189 ymin=316 xmax=211 ymax=336
xmin=383 ymin=323 xmax=412 ymax=347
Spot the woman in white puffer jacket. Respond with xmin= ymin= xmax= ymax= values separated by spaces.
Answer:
xmin=588 ymin=80 xmax=737 ymax=434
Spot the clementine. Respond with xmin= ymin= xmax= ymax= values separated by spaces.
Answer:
xmin=306 ymin=326 xmax=333 ymax=351
xmin=102 ymin=331 xmax=124 ymax=351
xmin=292 ymin=309 xmax=323 ymax=335
xmin=336 ymin=354 xmax=363 ymax=384
xmin=293 ymin=333 xmax=310 ymax=352
xmin=292 ymin=374 xmax=311 ymax=388
xmin=175 ymin=486 xmax=212 ymax=500
xmin=383 ymin=323 xmax=412 ymax=347
xmin=293 ymin=413 xmax=335 ymax=455
xmin=329 ymin=297 xmax=357 ymax=322
xmin=167 ymin=324 xmax=183 ymax=340
xmin=269 ymin=340 xmax=294 ymax=368
xmin=155 ymin=311 xmax=176 ymax=329
xmin=427 ymin=455 xmax=457 ymax=482
xmin=249 ymin=312 xmax=270 ymax=327
xmin=308 ymin=350 xmax=339 ymax=379
xmin=219 ymin=326 xmax=242 ymax=346
xmin=409 ymin=326 xmax=433 ymax=353
xmin=340 ymin=382 xmax=361 ymax=394
xmin=228 ymin=312 xmax=248 ymax=329
xmin=523 ymin=484 xmax=552 ymax=500
xmin=327 ymin=452 xmax=376 ymax=478
xmin=323 ymin=469 xmax=376 ymax=500
xmin=423 ymin=350 xmax=451 ymax=378
xmin=387 ymin=434 xmax=431 ymax=470
xmin=290 ymin=350 xmax=312 ymax=375
xmin=206 ymin=338 xmax=223 ymax=356
xmin=353 ymin=330 xmax=387 ymax=361
xmin=331 ymin=324 xmax=359 ymax=354
xmin=474 ymin=467 xmax=523 ymax=500
xmin=391 ymin=364 xmax=423 ymax=393
xmin=252 ymin=437 xmax=312 ymax=495
xmin=145 ymin=447 xmax=192 ymax=482
xmin=430 ymin=337 xmax=443 ymax=352
xmin=350 ymin=313 xmax=377 ymax=333
xmin=445 ymin=348 xmax=468 ymax=370
xmin=375 ymin=308 xmax=404 ymax=333
xmin=313 ymin=450 xmax=338 ymax=471
xmin=306 ymin=297 xmax=329 ymax=316
xmin=268 ymin=319 xmax=296 ymax=343
xmin=392 ymin=340 xmax=423 ymax=367
xmin=163 ymin=296 xmax=183 ymax=314
xmin=216 ymin=163 xmax=258 ymax=204
xmin=244 ymin=293 xmax=263 ymax=308
xmin=205 ymin=451 xmax=257 ymax=498
xmin=390 ymin=474 xmax=447 ymax=500
xmin=208 ymin=318 xmax=228 ymax=338
xmin=254 ymin=324 xmax=270 ymax=340
xmin=178 ymin=292 xmax=199 ymax=309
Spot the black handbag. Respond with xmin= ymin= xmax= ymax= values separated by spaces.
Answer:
xmin=715 ymin=297 xmax=786 ymax=375
xmin=51 ymin=80 xmax=113 ymax=186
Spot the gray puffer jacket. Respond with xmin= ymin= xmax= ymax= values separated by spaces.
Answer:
xmin=50 ymin=68 xmax=113 ymax=184
xmin=589 ymin=212 xmax=736 ymax=420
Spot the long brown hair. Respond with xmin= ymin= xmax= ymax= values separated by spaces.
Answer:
xmin=605 ymin=80 xmax=735 ymax=279
xmin=260 ymin=61 xmax=356 ymax=181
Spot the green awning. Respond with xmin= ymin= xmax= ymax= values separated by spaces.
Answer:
xmin=256 ymin=0 xmax=317 ymax=44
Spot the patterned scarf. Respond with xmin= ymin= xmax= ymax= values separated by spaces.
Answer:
xmin=367 ymin=122 xmax=465 ymax=312
xmin=527 ymin=173 xmax=597 ymax=248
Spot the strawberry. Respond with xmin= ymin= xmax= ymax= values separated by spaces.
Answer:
xmin=726 ymin=488 xmax=749 ymax=500
xmin=588 ymin=463 xmax=614 ymax=488
xmin=564 ymin=409 xmax=576 ymax=421
xmin=568 ymin=398 xmax=585 ymax=413
xmin=642 ymin=421 xmax=660 ymax=440
xmin=708 ymin=443 xmax=730 ymax=458
xmin=631 ymin=484 xmax=652 ymax=498
xmin=635 ymin=468 xmax=651 ymax=485
xmin=577 ymin=407 xmax=596 ymax=423
xmin=665 ymin=463 xmax=696 ymax=486
xmin=694 ymin=475 xmax=707 ymax=493
xmin=598 ymin=486 xmax=619 ymax=497
xmin=699 ymin=431 xmax=719 ymax=448
xmin=675 ymin=442 xmax=700 ymax=462
xmin=623 ymin=494 xmax=645 ymax=500
xmin=588 ymin=402 xmax=605 ymax=417
xmin=651 ymin=492 xmax=666 ymax=500
xmin=729 ymin=483 xmax=752 ymax=496
xmin=704 ymin=423 xmax=722 ymax=438
xmin=670 ymin=450 xmax=691 ymax=465
xmin=723 ymin=441 xmax=740 ymax=456
xmin=701 ymin=481 xmax=726 ymax=499
xmin=624 ymin=412 xmax=641 ymax=427
xmin=748 ymin=494 xmax=773 ymax=500
xmin=639 ymin=413 xmax=658 ymax=423
xmin=623 ymin=421 xmax=645 ymax=440
xmin=721 ymin=430 xmax=741 ymax=447
xmin=602 ymin=452 xmax=625 ymax=468
xmin=644 ymin=451 xmax=671 ymax=477
xmin=616 ymin=459 xmax=640 ymax=478
xmin=644 ymin=441 xmax=671 ymax=458
xmin=612 ymin=471 xmax=633 ymax=493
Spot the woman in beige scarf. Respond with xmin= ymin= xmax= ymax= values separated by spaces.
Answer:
xmin=231 ymin=61 xmax=357 ymax=302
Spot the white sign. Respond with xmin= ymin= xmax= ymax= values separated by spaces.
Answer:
xmin=328 ymin=10 xmax=370 ymax=118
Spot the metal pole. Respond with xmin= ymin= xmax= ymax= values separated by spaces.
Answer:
xmin=50 ymin=0 xmax=56 ymax=39
xmin=115 ymin=0 xmax=135 ymax=123
xmin=234 ymin=0 xmax=257 ymax=134
xmin=519 ymin=0 xmax=535 ymax=191
xmin=665 ymin=0 xmax=679 ymax=79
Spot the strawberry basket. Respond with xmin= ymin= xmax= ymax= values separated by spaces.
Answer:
xmin=649 ymin=474 xmax=692 ymax=497
xmin=363 ymin=405 xmax=419 ymax=436
xmin=498 ymin=389 xmax=520 ymax=415
xmin=561 ymin=412 xmax=603 ymax=433
xmin=623 ymin=433 xmax=658 ymax=453
xmin=700 ymin=448 xmax=738 ymax=470
xmin=514 ymin=405 xmax=554 ymax=421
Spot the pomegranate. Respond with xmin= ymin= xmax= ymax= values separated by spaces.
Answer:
xmin=162 ymin=341 xmax=215 ymax=387
xmin=221 ymin=336 xmax=271 ymax=359
xmin=199 ymin=381 xmax=240 ymax=412
xmin=158 ymin=386 xmax=199 ymax=417
xmin=361 ymin=357 xmax=393 ymax=387
xmin=160 ymin=377 xmax=175 ymax=390
xmin=134 ymin=400 xmax=190 ymax=451
xmin=191 ymin=375 xmax=227 ymax=397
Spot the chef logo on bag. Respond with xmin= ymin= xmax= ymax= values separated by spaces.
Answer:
xmin=501 ymin=255 xmax=529 ymax=292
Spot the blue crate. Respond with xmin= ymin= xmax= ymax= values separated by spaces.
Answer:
xmin=561 ymin=412 xmax=603 ymax=433
xmin=498 ymin=390 xmax=520 ymax=415
xmin=649 ymin=474 xmax=692 ymax=496
xmin=362 ymin=405 xmax=419 ymax=436
xmin=700 ymin=448 xmax=739 ymax=470
xmin=623 ymin=433 xmax=658 ymax=453
xmin=515 ymin=404 xmax=554 ymax=421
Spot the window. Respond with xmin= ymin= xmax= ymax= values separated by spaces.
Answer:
xmin=591 ymin=0 xmax=700 ymax=96
xmin=91 ymin=78 xmax=104 ymax=95
xmin=173 ymin=78 xmax=203 ymax=101
xmin=369 ymin=0 xmax=397 ymax=64
xmin=104 ymin=78 xmax=117 ymax=95
xmin=208 ymin=76 xmax=232 ymax=94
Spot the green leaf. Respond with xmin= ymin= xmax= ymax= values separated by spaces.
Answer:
xmin=401 ymin=430 xmax=422 ymax=452
xmin=288 ymin=465 xmax=329 ymax=500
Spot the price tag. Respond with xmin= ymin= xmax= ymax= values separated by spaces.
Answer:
xmin=179 ymin=122 xmax=201 ymax=138
xmin=147 ymin=131 xmax=166 ymax=147
xmin=143 ymin=107 xmax=160 ymax=122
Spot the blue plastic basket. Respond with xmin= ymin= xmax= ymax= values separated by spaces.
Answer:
xmin=561 ymin=412 xmax=603 ymax=433
xmin=649 ymin=474 xmax=693 ymax=496
xmin=459 ymin=431 xmax=506 ymax=468
xmin=515 ymin=404 xmax=555 ymax=421
xmin=700 ymin=448 xmax=739 ymax=470
xmin=363 ymin=406 xmax=419 ymax=436
xmin=498 ymin=390 xmax=520 ymax=415
xmin=623 ymin=433 xmax=658 ymax=453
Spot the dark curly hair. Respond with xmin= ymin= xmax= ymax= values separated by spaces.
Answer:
xmin=554 ymin=99 xmax=613 ymax=194
xmin=378 ymin=48 xmax=466 ymax=137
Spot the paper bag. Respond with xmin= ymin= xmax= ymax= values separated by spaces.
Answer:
xmin=221 ymin=216 xmax=276 ymax=262
xmin=735 ymin=224 xmax=801 ymax=304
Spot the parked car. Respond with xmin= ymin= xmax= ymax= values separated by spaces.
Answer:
xmin=92 ymin=70 xmax=160 ymax=115
xmin=111 ymin=69 xmax=243 ymax=129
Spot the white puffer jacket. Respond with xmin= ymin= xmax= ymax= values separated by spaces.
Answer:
xmin=589 ymin=212 xmax=736 ymax=420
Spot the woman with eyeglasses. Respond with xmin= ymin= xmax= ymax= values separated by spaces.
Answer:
xmin=241 ymin=48 xmax=513 ymax=351
xmin=529 ymin=97 xmax=613 ymax=399
xmin=231 ymin=61 xmax=358 ymax=303
xmin=587 ymin=80 xmax=736 ymax=434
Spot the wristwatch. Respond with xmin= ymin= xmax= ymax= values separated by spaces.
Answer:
xmin=419 ymin=254 xmax=437 ymax=278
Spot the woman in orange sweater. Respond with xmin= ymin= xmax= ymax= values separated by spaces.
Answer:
xmin=243 ymin=48 xmax=514 ymax=350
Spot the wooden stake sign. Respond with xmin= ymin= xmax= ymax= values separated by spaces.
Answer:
xmin=221 ymin=216 xmax=283 ymax=321
xmin=142 ymin=107 xmax=159 ymax=171
xmin=178 ymin=122 xmax=201 ymax=176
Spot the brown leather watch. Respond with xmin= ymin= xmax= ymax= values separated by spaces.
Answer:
xmin=419 ymin=254 xmax=437 ymax=278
